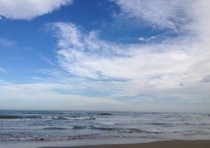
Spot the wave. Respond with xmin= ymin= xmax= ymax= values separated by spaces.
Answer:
xmin=91 ymin=126 xmax=116 ymax=131
xmin=0 ymin=115 xmax=46 ymax=120
xmin=123 ymin=128 xmax=145 ymax=133
xmin=148 ymin=122 xmax=172 ymax=127
xmin=91 ymin=126 xmax=146 ymax=133
xmin=98 ymin=113 xmax=113 ymax=116
xmin=44 ymin=126 xmax=87 ymax=130
xmin=52 ymin=116 xmax=96 ymax=121
xmin=25 ymin=115 xmax=42 ymax=119
xmin=43 ymin=127 xmax=67 ymax=130
xmin=71 ymin=117 xmax=96 ymax=120
xmin=1 ymin=111 xmax=210 ymax=142
xmin=73 ymin=126 xmax=86 ymax=129
xmin=52 ymin=116 xmax=68 ymax=120
xmin=0 ymin=115 xmax=22 ymax=119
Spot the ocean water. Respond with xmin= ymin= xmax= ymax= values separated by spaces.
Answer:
xmin=0 ymin=110 xmax=210 ymax=142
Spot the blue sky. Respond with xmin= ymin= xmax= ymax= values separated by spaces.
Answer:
xmin=0 ymin=0 xmax=210 ymax=113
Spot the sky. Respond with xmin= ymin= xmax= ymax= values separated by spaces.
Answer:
xmin=0 ymin=0 xmax=210 ymax=113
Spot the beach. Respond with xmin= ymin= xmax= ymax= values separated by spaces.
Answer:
xmin=42 ymin=140 xmax=210 ymax=148
xmin=1 ymin=139 xmax=210 ymax=148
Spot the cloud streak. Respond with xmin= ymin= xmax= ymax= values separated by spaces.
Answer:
xmin=0 ymin=67 xmax=6 ymax=73
xmin=0 ymin=38 xmax=15 ymax=47
xmin=113 ymin=0 xmax=191 ymax=30
xmin=0 ymin=0 xmax=73 ymax=20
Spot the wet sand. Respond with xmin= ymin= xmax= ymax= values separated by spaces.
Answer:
xmin=42 ymin=140 xmax=210 ymax=148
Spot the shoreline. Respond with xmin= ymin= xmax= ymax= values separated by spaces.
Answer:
xmin=1 ymin=139 xmax=210 ymax=148
xmin=41 ymin=140 xmax=210 ymax=148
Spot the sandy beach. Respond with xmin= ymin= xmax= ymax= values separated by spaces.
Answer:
xmin=42 ymin=140 xmax=210 ymax=148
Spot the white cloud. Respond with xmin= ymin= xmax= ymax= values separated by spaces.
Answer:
xmin=113 ymin=0 xmax=191 ymax=30
xmin=189 ymin=1 xmax=210 ymax=40
xmin=53 ymin=22 xmax=207 ymax=83
xmin=52 ymin=22 xmax=127 ymax=79
xmin=1 ymin=78 xmax=209 ymax=112
xmin=0 ymin=0 xmax=73 ymax=20
xmin=50 ymin=0 xmax=210 ymax=104
xmin=138 ymin=36 xmax=157 ymax=42
xmin=0 ymin=80 xmax=125 ymax=110
xmin=201 ymin=75 xmax=210 ymax=83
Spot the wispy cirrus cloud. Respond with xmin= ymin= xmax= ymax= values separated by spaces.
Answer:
xmin=113 ymin=0 xmax=210 ymax=37
xmin=51 ymin=22 xmax=128 ymax=79
xmin=0 ymin=67 xmax=6 ymax=73
xmin=113 ymin=0 xmax=191 ymax=30
xmin=0 ymin=38 xmax=16 ymax=47
xmin=0 ymin=0 xmax=73 ymax=20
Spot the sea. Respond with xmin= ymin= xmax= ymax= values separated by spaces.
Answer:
xmin=0 ymin=110 xmax=210 ymax=143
